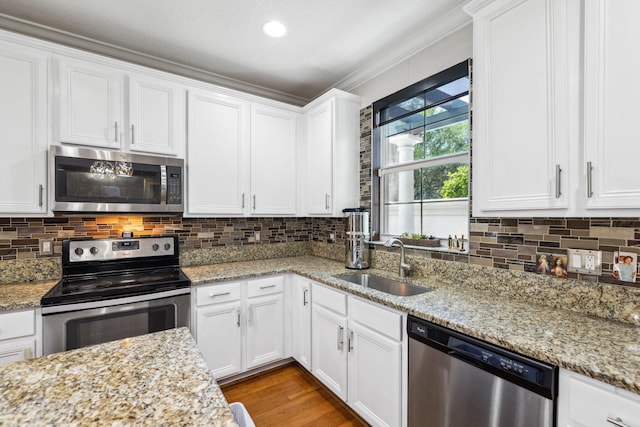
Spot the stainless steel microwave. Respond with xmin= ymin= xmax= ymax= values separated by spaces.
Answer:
xmin=49 ymin=145 xmax=184 ymax=213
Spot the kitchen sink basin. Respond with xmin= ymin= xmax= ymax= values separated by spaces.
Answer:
xmin=336 ymin=273 xmax=431 ymax=296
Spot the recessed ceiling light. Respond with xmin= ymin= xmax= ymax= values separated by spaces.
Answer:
xmin=263 ymin=21 xmax=287 ymax=38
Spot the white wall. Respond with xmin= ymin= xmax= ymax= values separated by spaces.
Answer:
xmin=348 ymin=24 xmax=473 ymax=108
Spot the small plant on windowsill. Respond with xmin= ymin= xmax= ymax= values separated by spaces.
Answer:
xmin=398 ymin=232 xmax=440 ymax=248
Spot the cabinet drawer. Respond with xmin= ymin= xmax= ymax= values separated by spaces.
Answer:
xmin=247 ymin=276 xmax=284 ymax=298
xmin=312 ymin=282 xmax=347 ymax=315
xmin=349 ymin=296 xmax=403 ymax=341
xmin=196 ymin=282 xmax=241 ymax=306
xmin=0 ymin=310 xmax=35 ymax=340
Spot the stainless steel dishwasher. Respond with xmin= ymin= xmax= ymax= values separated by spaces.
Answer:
xmin=408 ymin=315 xmax=558 ymax=427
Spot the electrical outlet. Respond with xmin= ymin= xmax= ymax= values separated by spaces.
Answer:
xmin=40 ymin=238 xmax=54 ymax=256
xmin=329 ymin=233 xmax=335 ymax=242
xmin=255 ymin=231 xmax=260 ymax=242
xmin=567 ymin=248 xmax=602 ymax=275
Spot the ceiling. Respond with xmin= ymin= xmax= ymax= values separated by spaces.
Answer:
xmin=0 ymin=0 xmax=470 ymax=105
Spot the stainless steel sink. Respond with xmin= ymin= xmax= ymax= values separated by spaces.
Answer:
xmin=336 ymin=273 xmax=431 ymax=296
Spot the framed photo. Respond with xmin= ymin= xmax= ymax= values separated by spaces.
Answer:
xmin=550 ymin=255 xmax=568 ymax=278
xmin=613 ymin=251 xmax=637 ymax=283
xmin=535 ymin=253 xmax=552 ymax=275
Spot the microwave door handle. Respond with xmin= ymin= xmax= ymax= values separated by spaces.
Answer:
xmin=160 ymin=165 xmax=167 ymax=204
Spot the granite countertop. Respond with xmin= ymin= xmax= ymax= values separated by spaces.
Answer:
xmin=183 ymin=256 xmax=640 ymax=395
xmin=1 ymin=255 xmax=639 ymax=399
xmin=0 ymin=280 xmax=56 ymax=311
xmin=0 ymin=327 xmax=238 ymax=427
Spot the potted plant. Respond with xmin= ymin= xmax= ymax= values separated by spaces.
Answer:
xmin=397 ymin=232 xmax=440 ymax=248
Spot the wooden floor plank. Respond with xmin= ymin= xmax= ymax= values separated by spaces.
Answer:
xmin=221 ymin=364 xmax=368 ymax=427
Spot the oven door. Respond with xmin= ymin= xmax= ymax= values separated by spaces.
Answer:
xmin=42 ymin=289 xmax=190 ymax=355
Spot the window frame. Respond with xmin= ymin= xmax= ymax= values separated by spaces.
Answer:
xmin=371 ymin=59 xmax=471 ymax=243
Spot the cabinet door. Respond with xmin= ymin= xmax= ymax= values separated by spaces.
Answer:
xmin=311 ymin=303 xmax=348 ymax=400
xmin=307 ymin=100 xmax=333 ymax=214
xmin=348 ymin=320 xmax=402 ymax=427
xmin=187 ymin=90 xmax=248 ymax=215
xmin=58 ymin=57 xmax=122 ymax=149
xmin=246 ymin=293 xmax=284 ymax=370
xmin=128 ymin=74 xmax=182 ymax=156
xmin=250 ymin=104 xmax=297 ymax=215
xmin=0 ymin=42 xmax=47 ymax=214
xmin=195 ymin=300 xmax=242 ymax=379
xmin=583 ymin=0 xmax=640 ymax=212
xmin=558 ymin=369 xmax=640 ymax=427
xmin=468 ymin=0 xmax=571 ymax=216
xmin=291 ymin=278 xmax=312 ymax=370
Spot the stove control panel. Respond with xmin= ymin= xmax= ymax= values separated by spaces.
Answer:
xmin=67 ymin=237 xmax=176 ymax=262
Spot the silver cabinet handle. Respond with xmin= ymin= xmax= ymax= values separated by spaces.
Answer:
xmin=114 ymin=121 xmax=118 ymax=142
xmin=252 ymin=194 xmax=256 ymax=210
xmin=348 ymin=330 xmax=354 ymax=352
xmin=249 ymin=304 xmax=254 ymax=326
xmin=325 ymin=193 xmax=330 ymax=210
xmin=208 ymin=291 xmax=231 ymax=298
xmin=587 ymin=161 xmax=593 ymax=198
xmin=236 ymin=308 xmax=241 ymax=327
xmin=337 ymin=325 xmax=344 ymax=350
xmin=241 ymin=193 xmax=245 ymax=209
xmin=38 ymin=184 xmax=43 ymax=207
xmin=555 ymin=164 xmax=562 ymax=198
xmin=260 ymin=284 xmax=277 ymax=290
xmin=131 ymin=124 xmax=135 ymax=144
xmin=303 ymin=288 xmax=308 ymax=306
xmin=607 ymin=417 xmax=630 ymax=427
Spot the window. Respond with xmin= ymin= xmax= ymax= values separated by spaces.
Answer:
xmin=372 ymin=60 xmax=470 ymax=247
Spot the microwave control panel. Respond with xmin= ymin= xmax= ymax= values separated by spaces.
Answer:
xmin=166 ymin=166 xmax=182 ymax=205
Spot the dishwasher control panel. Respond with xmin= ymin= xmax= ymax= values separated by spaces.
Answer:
xmin=449 ymin=337 xmax=540 ymax=383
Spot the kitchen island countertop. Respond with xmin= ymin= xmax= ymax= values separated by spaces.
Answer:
xmin=0 ymin=327 xmax=238 ymax=427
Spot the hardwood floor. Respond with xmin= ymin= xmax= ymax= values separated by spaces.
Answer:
xmin=221 ymin=363 xmax=369 ymax=426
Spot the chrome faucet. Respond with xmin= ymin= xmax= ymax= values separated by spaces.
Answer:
xmin=384 ymin=238 xmax=411 ymax=278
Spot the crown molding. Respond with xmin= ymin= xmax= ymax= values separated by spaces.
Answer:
xmin=0 ymin=13 xmax=310 ymax=106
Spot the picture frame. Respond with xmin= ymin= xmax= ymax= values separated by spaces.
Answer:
xmin=613 ymin=251 xmax=637 ymax=283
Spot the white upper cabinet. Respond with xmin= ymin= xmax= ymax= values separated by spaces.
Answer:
xmin=303 ymin=90 xmax=361 ymax=216
xmin=127 ymin=73 xmax=184 ymax=156
xmin=0 ymin=40 xmax=48 ymax=215
xmin=187 ymin=89 xmax=248 ymax=215
xmin=57 ymin=56 xmax=184 ymax=156
xmin=57 ymin=57 xmax=123 ymax=150
xmin=582 ymin=0 xmax=640 ymax=213
xmin=466 ymin=0 xmax=573 ymax=217
xmin=250 ymin=103 xmax=298 ymax=215
xmin=185 ymin=92 xmax=299 ymax=217
xmin=467 ymin=0 xmax=640 ymax=217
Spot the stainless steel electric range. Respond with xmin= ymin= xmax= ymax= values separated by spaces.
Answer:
xmin=41 ymin=235 xmax=191 ymax=355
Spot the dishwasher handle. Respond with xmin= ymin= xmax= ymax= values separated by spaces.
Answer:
xmin=447 ymin=350 xmax=486 ymax=370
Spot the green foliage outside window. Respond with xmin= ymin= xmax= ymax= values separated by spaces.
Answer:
xmin=440 ymin=165 xmax=469 ymax=198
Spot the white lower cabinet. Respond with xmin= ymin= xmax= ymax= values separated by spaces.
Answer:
xmin=193 ymin=276 xmax=285 ymax=379
xmin=557 ymin=368 xmax=640 ymax=427
xmin=311 ymin=281 xmax=406 ymax=427
xmin=0 ymin=309 xmax=40 ymax=366
xmin=245 ymin=284 xmax=284 ymax=370
xmin=290 ymin=276 xmax=312 ymax=370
